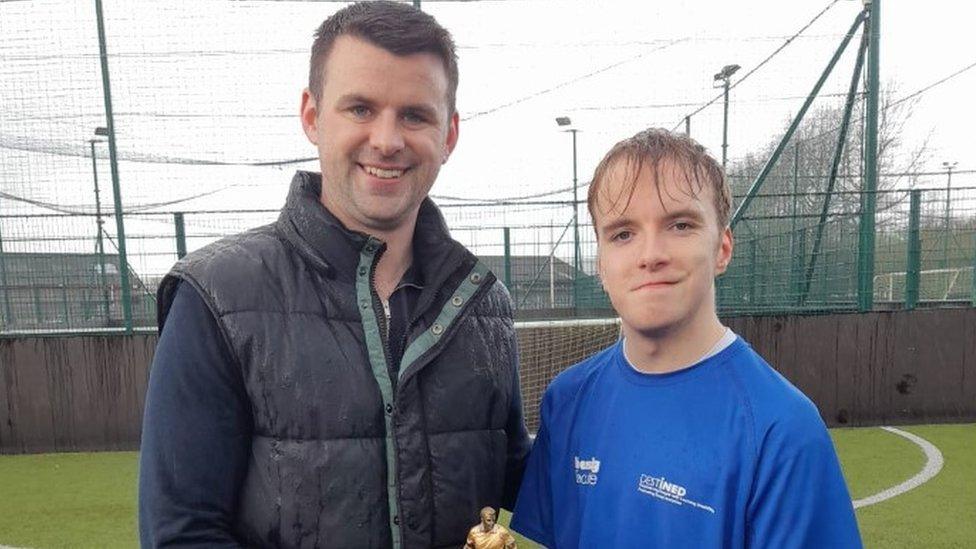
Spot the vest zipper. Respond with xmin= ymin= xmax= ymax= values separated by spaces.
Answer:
xmin=364 ymin=238 xmax=404 ymax=545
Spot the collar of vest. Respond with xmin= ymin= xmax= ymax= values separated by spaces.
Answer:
xmin=277 ymin=171 xmax=477 ymax=295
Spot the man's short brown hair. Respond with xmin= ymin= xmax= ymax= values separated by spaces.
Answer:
xmin=308 ymin=1 xmax=459 ymax=113
xmin=587 ymin=128 xmax=732 ymax=231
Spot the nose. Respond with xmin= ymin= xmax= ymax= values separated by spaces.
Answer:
xmin=369 ymin=111 xmax=405 ymax=157
xmin=637 ymin=232 xmax=669 ymax=271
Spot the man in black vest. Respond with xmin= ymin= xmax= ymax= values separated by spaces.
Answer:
xmin=138 ymin=2 xmax=531 ymax=547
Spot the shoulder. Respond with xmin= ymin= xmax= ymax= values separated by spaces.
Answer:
xmin=722 ymin=338 xmax=831 ymax=453
xmin=155 ymin=223 xmax=294 ymax=328
xmin=472 ymin=277 xmax=515 ymax=318
xmin=171 ymin=223 xmax=287 ymax=283
xmin=723 ymin=339 xmax=823 ymax=422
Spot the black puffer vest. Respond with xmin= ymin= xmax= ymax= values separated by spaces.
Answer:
xmin=157 ymin=172 xmax=521 ymax=548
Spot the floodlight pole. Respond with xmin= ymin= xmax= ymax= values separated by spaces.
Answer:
xmin=95 ymin=0 xmax=132 ymax=332
xmin=570 ymin=128 xmax=580 ymax=312
xmin=721 ymin=79 xmax=731 ymax=169
xmin=713 ymin=64 xmax=740 ymax=170
xmin=90 ymin=133 xmax=111 ymax=321
xmin=556 ymin=117 xmax=581 ymax=312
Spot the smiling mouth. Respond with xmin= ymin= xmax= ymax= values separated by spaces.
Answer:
xmin=361 ymin=164 xmax=407 ymax=180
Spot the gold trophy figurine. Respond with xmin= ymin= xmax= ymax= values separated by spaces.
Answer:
xmin=463 ymin=507 xmax=517 ymax=549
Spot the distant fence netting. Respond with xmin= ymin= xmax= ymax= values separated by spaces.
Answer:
xmin=720 ymin=184 xmax=976 ymax=314
xmin=3 ymin=188 xmax=975 ymax=333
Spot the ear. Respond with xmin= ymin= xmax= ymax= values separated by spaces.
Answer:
xmin=442 ymin=111 xmax=460 ymax=164
xmin=300 ymin=88 xmax=319 ymax=145
xmin=715 ymin=226 xmax=734 ymax=275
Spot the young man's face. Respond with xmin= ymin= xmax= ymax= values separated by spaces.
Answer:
xmin=594 ymin=160 xmax=733 ymax=338
xmin=300 ymin=35 xmax=459 ymax=235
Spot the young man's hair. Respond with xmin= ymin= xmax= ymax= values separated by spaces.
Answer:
xmin=587 ymin=128 xmax=732 ymax=230
xmin=309 ymin=0 xmax=459 ymax=113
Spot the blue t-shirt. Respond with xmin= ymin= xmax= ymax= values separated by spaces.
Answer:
xmin=511 ymin=337 xmax=862 ymax=549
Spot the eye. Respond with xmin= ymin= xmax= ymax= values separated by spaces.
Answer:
xmin=610 ymin=230 xmax=633 ymax=243
xmin=348 ymin=104 xmax=371 ymax=118
xmin=672 ymin=221 xmax=694 ymax=232
xmin=402 ymin=110 xmax=429 ymax=125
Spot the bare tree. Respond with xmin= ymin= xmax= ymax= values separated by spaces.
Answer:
xmin=728 ymin=83 xmax=928 ymax=227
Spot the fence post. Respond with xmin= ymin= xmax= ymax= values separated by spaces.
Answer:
xmin=0 ymin=220 xmax=12 ymax=326
xmin=793 ymin=228 xmax=807 ymax=306
xmin=174 ymin=213 xmax=187 ymax=259
xmin=502 ymin=227 xmax=513 ymax=306
xmin=905 ymin=190 xmax=921 ymax=310
xmin=857 ymin=0 xmax=880 ymax=312
xmin=60 ymin=261 xmax=71 ymax=326
xmin=971 ymin=230 xmax=976 ymax=307
xmin=749 ymin=239 xmax=758 ymax=308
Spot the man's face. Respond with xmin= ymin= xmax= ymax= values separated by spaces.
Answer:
xmin=594 ymin=160 xmax=733 ymax=338
xmin=481 ymin=509 xmax=496 ymax=530
xmin=300 ymin=35 xmax=459 ymax=235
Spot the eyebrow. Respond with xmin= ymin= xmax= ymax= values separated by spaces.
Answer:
xmin=662 ymin=208 xmax=706 ymax=223
xmin=335 ymin=93 xmax=373 ymax=107
xmin=597 ymin=216 xmax=633 ymax=236
xmin=402 ymin=103 xmax=439 ymax=121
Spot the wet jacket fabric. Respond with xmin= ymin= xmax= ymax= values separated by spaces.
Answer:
xmin=142 ymin=171 xmax=531 ymax=548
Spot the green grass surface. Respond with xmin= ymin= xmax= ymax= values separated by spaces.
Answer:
xmin=0 ymin=424 xmax=972 ymax=548
xmin=0 ymin=452 xmax=137 ymax=548
xmin=852 ymin=424 xmax=976 ymax=549
xmin=830 ymin=426 xmax=927 ymax=500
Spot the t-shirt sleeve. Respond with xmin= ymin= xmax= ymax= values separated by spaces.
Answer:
xmin=746 ymin=406 xmax=863 ymax=549
xmin=138 ymin=281 xmax=252 ymax=548
xmin=509 ymin=395 xmax=556 ymax=548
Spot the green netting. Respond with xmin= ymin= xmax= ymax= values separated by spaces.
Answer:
xmin=719 ymin=187 xmax=976 ymax=315
xmin=3 ymin=184 xmax=974 ymax=333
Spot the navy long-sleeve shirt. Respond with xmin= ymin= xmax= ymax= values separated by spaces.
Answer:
xmin=139 ymin=283 xmax=252 ymax=547
xmin=139 ymin=279 xmax=530 ymax=546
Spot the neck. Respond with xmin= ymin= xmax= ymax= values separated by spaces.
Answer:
xmin=372 ymin=225 xmax=414 ymax=301
xmin=319 ymin=197 xmax=418 ymax=301
xmin=622 ymin=309 xmax=726 ymax=374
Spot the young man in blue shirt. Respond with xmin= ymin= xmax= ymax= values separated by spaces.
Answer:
xmin=511 ymin=129 xmax=861 ymax=548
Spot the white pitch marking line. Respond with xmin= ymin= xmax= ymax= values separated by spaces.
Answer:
xmin=852 ymin=426 xmax=944 ymax=509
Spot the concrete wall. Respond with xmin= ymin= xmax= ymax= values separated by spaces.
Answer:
xmin=0 ymin=335 xmax=154 ymax=454
xmin=2 ymin=309 xmax=974 ymax=453
xmin=726 ymin=308 xmax=976 ymax=427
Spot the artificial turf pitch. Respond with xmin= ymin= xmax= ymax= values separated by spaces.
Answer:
xmin=0 ymin=424 xmax=972 ymax=548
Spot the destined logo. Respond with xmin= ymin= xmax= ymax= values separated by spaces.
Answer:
xmin=638 ymin=474 xmax=715 ymax=514
xmin=574 ymin=456 xmax=600 ymax=486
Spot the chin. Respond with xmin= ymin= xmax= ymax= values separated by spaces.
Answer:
xmin=620 ymin=314 xmax=670 ymax=335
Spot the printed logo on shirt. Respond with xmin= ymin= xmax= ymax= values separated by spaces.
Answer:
xmin=574 ymin=456 xmax=600 ymax=486
xmin=637 ymin=474 xmax=715 ymax=514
